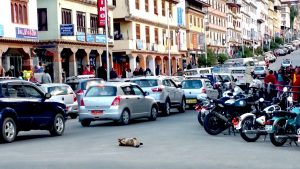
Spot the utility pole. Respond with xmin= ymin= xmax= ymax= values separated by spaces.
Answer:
xmin=104 ymin=0 xmax=110 ymax=80
xmin=167 ymin=7 xmax=171 ymax=76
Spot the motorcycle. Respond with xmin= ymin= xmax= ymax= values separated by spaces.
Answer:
xmin=203 ymin=91 xmax=259 ymax=136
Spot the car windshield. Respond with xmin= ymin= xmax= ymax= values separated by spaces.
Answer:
xmin=283 ymin=60 xmax=290 ymax=64
xmin=66 ymin=82 xmax=78 ymax=91
xmin=254 ymin=67 xmax=264 ymax=71
xmin=181 ymin=80 xmax=202 ymax=89
xmin=220 ymin=75 xmax=231 ymax=82
xmin=48 ymin=86 xmax=70 ymax=96
xmin=85 ymin=86 xmax=117 ymax=97
xmin=130 ymin=79 xmax=158 ymax=87
xmin=82 ymin=80 xmax=104 ymax=90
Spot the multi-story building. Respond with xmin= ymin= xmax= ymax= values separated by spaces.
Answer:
xmin=112 ymin=0 xmax=186 ymax=76
xmin=256 ymin=0 xmax=268 ymax=47
xmin=267 ymin=0 xmax=275 ymax=39
xmin=185 ymin=0 xmax=209 ymax=66
xmin=206 ymin=0 xmax=227 ymax=54
xmin=226 ymin=0 xmax=242 ymax=57
xmin=0 ymin=0 xmax=38 ymax=76
xmin=36 ymin=0 xmax=115 ymax=83
xmin=241 ymin=0 xmax=258 ymax=48
xmin=273 ymin=0 xmax=282 ymax=38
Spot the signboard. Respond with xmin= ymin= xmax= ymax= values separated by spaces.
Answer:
xmin=177 ymin=7 xmax=183 ymax=27
xmin=136 ymin=39 xmax=143 ymax=50
xmin=60 ymin=24 xmax=74 ymax=36
xmin=76 ymin=32 xmax=85 ymax=41
xmin=87 ymin=34 xmax=95 ymax=42
xmin=0 ymin=25 xmax=3 ymax=37
xmin=16 ymin=27 xmax=38 ymax=39
xmin=98 ymin=0 xmax=107 ymax=27
xmin=96 ymin=34 xmax=106 ymax=43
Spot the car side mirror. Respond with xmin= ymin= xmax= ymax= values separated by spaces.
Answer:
xmin=45 ymin=93 xmax=51 ymax=99
xmin=177 ymin=84 xmax=182 ymax=88
xmin=144 ymin=91 xmax=150 ymax=96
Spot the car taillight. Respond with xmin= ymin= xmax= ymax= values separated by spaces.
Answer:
xmin=202 ymin=88 xmax=206 ymax=93
xmin=265 ymin=120 xmax=274 ymax=125
xmin=111 ymin=96 xmax=121 ymax=106
xmin=76 ymin=89 xmax=84 ymax=95
xmin=74 ymin=95 xmax=77 ymax=102
xmin=80 ymin=99 xmax=85 ymax=106
xmin=152 ymin=87 xmax=163 ymax=92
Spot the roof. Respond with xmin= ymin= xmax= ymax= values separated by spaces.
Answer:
xmin=129 ymin=76 xmax=169 ymax=81
xmin=41 ymin=83 xmax=70 ymax=87
xmin=89 ymin=82 xmax=137 ymax=87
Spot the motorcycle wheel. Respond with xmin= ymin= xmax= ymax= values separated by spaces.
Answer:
xmin=269 ymin=119 xmax=287 ymax=147
xmin=239 ymin=116 xmax=261 ymax=142
xmin=203 ymin=112 xmax=225 ymax=135
xmin=197 ymin=112 xmax=205 ymax=126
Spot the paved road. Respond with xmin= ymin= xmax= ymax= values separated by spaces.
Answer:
xmin=0 ymin=110 xmax=299 ymax=169
xmin=269 ymin=49 xmax=300 ymax=70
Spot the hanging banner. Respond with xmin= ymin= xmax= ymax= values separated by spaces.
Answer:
xmin=98 ymin=0 xmax=107 ymax=27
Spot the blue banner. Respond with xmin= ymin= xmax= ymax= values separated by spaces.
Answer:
xmin=136 ymin=39 xmax=143 ymax=50
xmin=96 ymin=34 xmax=106 ymax=43
xmin=76 ymin=32 xmax=85 ymax=41
xmin=87 ymin=34 xmax=95 ymax=42
xmin=16 ymin=27 xmax=38 ymax=39
xmin=177 ymin=7 xmax=183 ymax=27
xmin=0 ymin=25 xmax=3 ymax=37
xmin=60 ymin=24 xmax=74 ymax=36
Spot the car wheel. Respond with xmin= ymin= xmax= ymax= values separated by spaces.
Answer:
xmin=120 ymin=109 xmax=130 ymax=125
xmin=149 ymin=106 xmax=158 ymax=121
xmin=69 ymin=114 xmax=78 ymax=119
xmin=178 ymin=98 xmax=186 ymax=113
xmin=49 ymin=114 xmax=65 ymax=136
xmin=163 ymin=100 xmax=171 ymax=116
xmin=0 ymin=117 xmax=17 ymax=143
xmin=81 ymin=120 xmax=91 ymax=127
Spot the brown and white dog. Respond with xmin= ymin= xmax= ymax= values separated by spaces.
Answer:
xmin=118 ymin=138 xmax=143 ymax=148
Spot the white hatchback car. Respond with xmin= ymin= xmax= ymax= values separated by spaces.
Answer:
xmin=40 ymin=84 xmax=78 ymax=119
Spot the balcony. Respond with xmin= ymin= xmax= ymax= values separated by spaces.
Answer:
xmin=226 ymin=0 xmax=241 ymax=8
xmin=186 ymin=0 xmax=210 ymax=14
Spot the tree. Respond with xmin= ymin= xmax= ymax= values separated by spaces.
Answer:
xmin=254 ymin=46 xmax=263 ymax=56
xmin=270 ymin=41 xmax=278 ymax=50
xmin=197 ymin=54 xmax=206 ymax=67
xmin=242 ymin=46 xmax=254 ymax=58
xmin=217 ymin=53 xmax=228 ymax=64
xmin=275 ymin=37 xmax=283 ymax=45
xmin=197 ymin=48 xmax=217 ymax=67
xmin=290 ymin=6 xmax=298 ymax=29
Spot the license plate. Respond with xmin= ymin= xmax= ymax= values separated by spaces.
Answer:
xmin=265 ymin=125 xmax=272 ymax=132
xmin=91 ymin=110 xmax=103 ymax=116
xmin=186 ymin=99 xmax=197 ymax=104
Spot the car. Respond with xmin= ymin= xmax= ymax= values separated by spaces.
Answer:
xmin=39 ymin=83 xmax=78 ymax=119
xmin=0 ymin=80 xmax=67 ymax=143
xmin=253 ymin=66 xmax=267 ymax=79
xmin=180 ymin=79 xmax=219 ymax=108
xmin=65 ymin=75 xmax=105 ymax=106
xmin=78 ymin=82 xmax=158 ymax=126
xmin=281 ymin=59 xmax=292 ymax=68
xmin=264 ymin=52 xmax=276 ymax=63
xmin=274 ymin=49 xmax=285 ymax=56
xmin=171 ymin=76 xmax=185 ymax=86
xmin=129 ymin=76 xmax=186 ymax=115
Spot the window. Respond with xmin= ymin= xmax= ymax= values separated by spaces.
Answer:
xmin=11 ymin=0 xmax=28 ymax=24
xmin=155 ymin=28 xmax=158 ymax=44
xmin=169 ymin=2 xmax=172 ymax=16
xmin=23 ymin=86 xmax=42 ymax=98
xmin=197 ymin=18 xmax=200 ymax=27
xmin=77 ymin=12 xmax=86 ymax=33
xmin=145 ymin=0 xmax=149 ymax=12
xmin=132 ymin=86 xmax=144 ymax=96
xmin=136 ymin=24 xmax=140 ymax=39
xmin=163 ymin=29 xmax=166 ymax=45
xmin=90 ymin=14 xmax=98 ymax=34
xmin=38 ymin=8 xmax=48 ymax=31
xmin=5 ymin=85 xmax=26 ymax=98
xmin=86 ymin=86 xmax=117 ymax=97
xmin=190 ymin=15 xmax=193 ymax=25
xmin=61 ymin=8 xmax=72 ymax=24
xmin=194 ymin=17 xmax=196 ymax=26
xmin=154 ymin=0 xmax=158 ymax=14
xmin=135 ymin=0 xmax=139 ymax=10
xmin=162 ymin=0 xmax=165 ymax=16
xmin=170 ymin=30 xmax=174 ymax=45
xmin=145 ymin=26 xmax=150 ymax=43
xmin=121 ymin=86 xmax=135 ymax=95
xmin=48 ymin=86 xmax=68 ymax=96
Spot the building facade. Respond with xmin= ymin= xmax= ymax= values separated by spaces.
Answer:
xmin=256 ymin=0 xmax=268 ymax=48
xmin=0 ymin=0 xmax=38 ymax=76
xmin=206 ymin=0 xmax=227 ymax=54
xmin=185 ymin=0 xmax=209 ymax=67
xmin=36 ymin=0 xmax=115 ymax=83
xmin=112 ymin=0 xmax=186 ymax=76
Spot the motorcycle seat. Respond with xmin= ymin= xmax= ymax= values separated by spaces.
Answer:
xmin=272 ymin=111 xmax=298 ymax=118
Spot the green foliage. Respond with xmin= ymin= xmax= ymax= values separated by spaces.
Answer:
xmin=290 ymin=6 xmax=298 ymax=29
xmin=275 ymin=37 xmax=283 ymax=45
xmin=197 ymin=54 xmax=206 ymax=67
xmin=270 ymin=41 xmax=279 ymax=50
xmin=197 ymin=48 xmax=217 ymax=67
xmin=217 ymin=53 xmax=228 ymax=64
xmin=254 ymin=46 xmax=264 ymax=55
xmin=242 ymin=46 xmax=254 ymax=58
xmin=263 ymin=46 xmax=269 ymax=52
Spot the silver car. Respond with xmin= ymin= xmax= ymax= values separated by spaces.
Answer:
xmin=253 ymin=66 xmax=267 ymax=79
xmin=79 ymin=82 xmax=158 ymax=126
xmin=129 ymin=76 xmax=186 ymax=115
xmin=40 ymin=83 xmax=78 ymax=119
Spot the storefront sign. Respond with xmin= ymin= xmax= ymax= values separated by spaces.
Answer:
xmin=76 ymin=32 xmax=85 ymax=41
xmin=98 ymin=0 xmax=107 ymax=27
xmin=16 ymin=27 xmax=38 ymax=39
xmin=136 ymin=40 xmax=143 ymax=50
xmin=87 ymin=34 xmax=95 ymax=42
xmin=177 ymin=7 xmax=183 ymax=27
xmin=60 ymin=24 xmax=74 ymax=36
xmin=0 ymin=25 xmax=4 ymax=37
xmin=96 ymin=34 xmax=106 ymax=43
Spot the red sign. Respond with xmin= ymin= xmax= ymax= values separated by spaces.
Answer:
xmin=98 ymin=0 xmax=107 ymax=27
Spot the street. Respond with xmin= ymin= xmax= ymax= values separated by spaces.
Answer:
xmin=0 ymin=109 xmax=299 ymax=169
xmin=269 ymin=49 xmax=300 ymax=70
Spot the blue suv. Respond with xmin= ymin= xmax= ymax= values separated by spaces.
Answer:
xmin=0 ymin=80 xmax=67 ymax=143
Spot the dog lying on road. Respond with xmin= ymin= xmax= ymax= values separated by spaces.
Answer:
xmin=118 ymin=138 xmax=143 ymax=148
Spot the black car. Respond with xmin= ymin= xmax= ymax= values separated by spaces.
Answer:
xmin=0 ymin=80 xmax=67 ymax=143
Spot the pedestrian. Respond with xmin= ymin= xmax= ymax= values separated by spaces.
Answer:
xmin=5 ymin=65 xmax=14 ymax=77
xmin=292 ymin=67 xmax=300 ymax=102
xmin=133 ymin=68 xmax=139 ymax=76
xmin=145 ymin=68 xmax=152 ymax=76
xmin=41 ymin=69 xmax=52 ymax=84
xmin=82 ymin=64 xmax=93 ymax=75
xmin=155 ymin=65 xmax=160 ymax=76
xmin=264 ymin=70 xmax=276 ymax=100
xmin=17 ymin=71 xmax=23 ymax=80
xmin=110 ymin=68 xmax=118 ymax=79
xmin=138 ymin=67 xmax=144 ymax=76
xmin=0 ymin=65 xmax=5 ymax=77
xmin=122 ymin=67 xmax=127 ymax=78
xmin=276 ymin=69 xmax=285 ymax=93
xmin=29 ymin=72 xmax=39 ymax=83
xmin=97 ymin=65 xmax=107 ymax=81
xmin=126 ymin=68 xmax=132 ymax=78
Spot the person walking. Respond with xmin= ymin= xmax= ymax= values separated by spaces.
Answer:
xmin=110 ymin=68 xmax=118 ymax=79
xmin=41 ymin=69 xmax=52 ymax=84
xmin=292 ymin=67 xmax=300 ymax=102
xmin=97 ymin=65 xmax=107 ymax=81
xmin=82 ymin=65 xmax=93 ymax=75
xmin=264 ymin=70 xmax=276 ymax=100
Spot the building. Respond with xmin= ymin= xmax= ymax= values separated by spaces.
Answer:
xmin=206 ymin=0 xmax=227 ymax=54
xmin=36 ymin=0 xmax=115 ymax=83
xmin=226 ymin=0 xmax=242 ymax=57
xmin=273 ymin=0 xmax=282 ymax=38
xmin=256 ymin=0 xmax=268 ymax=47
xmin=112 ymin=0 xmax=186 ymax=76
xmin=185 ymin=0 xmax=209 ymax=66
xmin=0 ymin=0 xmax=38 ymax=76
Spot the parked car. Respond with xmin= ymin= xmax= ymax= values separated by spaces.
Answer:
xmin=0 ymin=80 xmax=67 ymax=143
xmin=264 ymin=52 xmax=276 ymax=63
xmin=274 ymin=49 xmax=285 ymax=56
xmin=65 ymin=75 xmax=105 ymax=106
xmin=129 ymin=76 xmax=186 ymax=115
xmin=171 ymin=76 xmax=185 ymax=86
xmin=253 ymin=66 xmax=267 ymax=79
xmin=78 ymin=82 xmax=158 ymax=126
xmin=181 ymin=79 xmax=219 ymax=108
xmin=39 ymin=83 xmax=78 ymax=119
xmin=281 ymin=59 xmax=292 ymax=67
